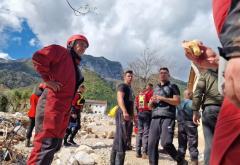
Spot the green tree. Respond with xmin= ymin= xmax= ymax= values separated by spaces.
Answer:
xmin=7 ymin=89 xmax=32 ymax=112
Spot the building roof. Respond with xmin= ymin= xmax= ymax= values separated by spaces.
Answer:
xmin=85 ymin=99 xmax=107 ymax=105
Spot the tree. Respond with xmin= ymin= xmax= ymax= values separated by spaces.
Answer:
xmin=66 ymin=0 xmax=98 ymax=15
xmin=7 ymin=89 xmax=32 ymax=112
xmin=128 ymin=48 xmax=162 ymax=93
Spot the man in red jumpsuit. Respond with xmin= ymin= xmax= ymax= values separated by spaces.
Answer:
xmin=27 ymin=34 xmax=89 ymax=165
xmin=185 ymin=1 xmax=240 ymax=164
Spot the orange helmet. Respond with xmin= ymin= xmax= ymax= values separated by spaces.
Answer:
xmin=67 ymin=34 xmax=89 ymax=48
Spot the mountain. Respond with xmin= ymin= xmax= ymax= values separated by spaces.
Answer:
xmin=0 ymin=55 xmax=123 ymax=89
xmin=81 ymin=55 xmax=123 ymax=80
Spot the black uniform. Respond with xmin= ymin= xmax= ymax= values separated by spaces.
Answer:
xmin=110 ymin=83 xmax=134 ymax=165
xmin=148 ymin=81 xmax=181 ymax=165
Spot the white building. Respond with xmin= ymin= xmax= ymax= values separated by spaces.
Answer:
xmin=84 ymin=99 xmax=107 ymax=114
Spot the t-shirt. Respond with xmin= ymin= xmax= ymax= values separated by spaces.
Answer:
xmin=117 ymin=83 xmax=134 ymax=117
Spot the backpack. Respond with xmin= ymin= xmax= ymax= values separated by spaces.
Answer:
xmin=137 ymin=90 xmax=153 ymax=110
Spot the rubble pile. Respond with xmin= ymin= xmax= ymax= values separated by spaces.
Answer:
xmin=0 ymin=112 xmax=28 ymax=164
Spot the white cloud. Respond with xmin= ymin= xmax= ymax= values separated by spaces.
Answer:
xmin=0 ymin=52 xmax=14 ymax=60
xmin=29 ymin=38 xmax=39 ymax=47
xmin=0 ymin=0 xmax=220 ymax=80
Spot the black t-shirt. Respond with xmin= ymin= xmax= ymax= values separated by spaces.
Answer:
xmin=117 ymin=83 xmax=134 ymax=117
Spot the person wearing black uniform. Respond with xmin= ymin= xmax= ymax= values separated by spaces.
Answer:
xmin=110 ymin=70 xmax=134 ymax=165
xmin=148 ymin=67 xmax=187 ymax=165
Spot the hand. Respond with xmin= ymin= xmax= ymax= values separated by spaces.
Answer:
xmin=150 ymin=95 xmax=159 ymax=103
xmin=192 ymin=111 xmax=201 ymax=126
xmin=123 ymin=112 xmax=130 ymax=121
xmin=71 ymin=114 xmax=77 ymax=119
xmin=184 ymin=44 xmax=219 ymax=69
xmin=45 ymin=80 xmax=63 ymax=92
xmin=224 ymin=57 xmax=240 ymax=107
xmin=156 ymin=96 xmax=165 ymax=102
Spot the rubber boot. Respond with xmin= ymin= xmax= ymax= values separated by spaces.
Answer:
xmin=115 ymin=152 xmax=125 ymax=165
xmin=110 ymin=150 xmax=117 ymax=165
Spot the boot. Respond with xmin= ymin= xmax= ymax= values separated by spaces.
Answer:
xmin=115 ymin=152 xmax=125 ymax=165
xmin=177 ymin=159 xmax=188 ymax=165
xmin=191 ymin=160 xmax=198 ymax=165
xmin=110 ymin=150 xmax=117 ymax=165
xmin=68 ymin=138 xmax=77 ymax=145
xmin=25 ymin=138 xmax=31 ymax=147
xmin=69 ymin=130 xmax=78 ymax=145
xmin=136 ymin=150 xmax=142 ymax=158
xmin=142 ymin=153 xmax=148 ymax=159
xmin=63 ymin=134 xmax=71 ymax=147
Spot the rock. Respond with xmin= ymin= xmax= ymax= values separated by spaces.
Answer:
xmin=94 ymin=134 xmax=99 ymax=138
xmin=83 ymin=134 xmax=95 ymax=139
xmin=90 ymin=153 xmax=101 ymax=163
xmin=108 ymin=121 xmax=114 ymax=125
xmin=80 ymin=130 xmax=87 ymax=136
xmin=75 ymin=145 xmax=94 ymax=154
xmin=86 ymin=127 xmax=93 ymax=134
xmin=102 ymin=132 xmax=107 ymax=139
xmin=14 ymin=112 xmax=23 ymax=118
xmin=93 ymin=142 xmax=106 ymax=149
xmin=107 ymin=131 xmax=115 ymax=139
xmin=74 ymin=151 xmax=95 ymax=165
xmin=55 ymin=147 xmax=75 ymax=164
xmin=96 ymin=122 xmax=101 ymax=126
xmin=72 ymin=160 xmax=80 ymax=165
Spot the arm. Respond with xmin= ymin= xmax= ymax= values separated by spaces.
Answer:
xmin=156 ymin=84 xmax=181 ymax=106
xmin=32 ymin=45 xmax=64 ymax=91
xmin=192 ymin=73 xmax=206 ymax=111
xmin=159 ymin=95 xmax=180 ymax=106
xmin=117 ymin=91 xmax=129 ymax=121
xmin=216 ymin=1 xmax=240 ymax=107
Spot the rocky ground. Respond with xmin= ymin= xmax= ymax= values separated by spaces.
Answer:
xmin=0 ymin=112 xmax=205 ymax=165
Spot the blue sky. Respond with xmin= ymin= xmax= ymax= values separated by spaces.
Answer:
xmin=2 ymin=21 xmax=40 ymax=59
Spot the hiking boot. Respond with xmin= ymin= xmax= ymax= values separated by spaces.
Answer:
xmin=177 ymin=159 xmax=188 ymax=165
xmin=25 ymin=139 xmax=31 ymax=147
xmin=136 ymin=153 xmax=142 ymax=158
xmin=191 ymin=160 xmax=198 ymax=165
xmin=68 ymin=138 xmax=77 ymax=145
xmin=63 ymin=141 xmax=72 ymax=147
xmin=142 ymin=153 xmax=148 ymax=159
xmin=126 ymin=145 xmax=132 ymax=151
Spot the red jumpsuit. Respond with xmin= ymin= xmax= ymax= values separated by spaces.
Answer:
xmin=27 ymin=45 xmax=80 ymax=165
xmin=211 ymin=0 xmax=240 ymax=164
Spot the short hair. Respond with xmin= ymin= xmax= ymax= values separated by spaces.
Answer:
xmin=124 ymin=70 xmax=133 ymax=75
xmin=159 ymin=67 xmax=169 ymax=73
xmin=147 ymin=83 xmax=153 ymax=88
xmin=79 ymin=84 xmax=85 ymax=88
